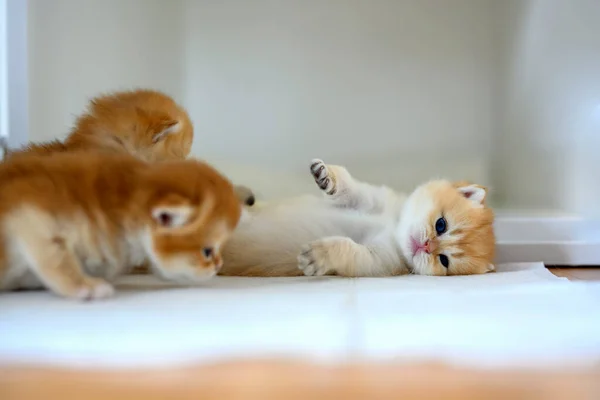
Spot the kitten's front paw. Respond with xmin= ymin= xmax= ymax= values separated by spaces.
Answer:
xmin=73 ymin=277 xmax=115 ymax=301
xmin=310 ymin=159 xmax=336 ymax=195
xmin=298 ymin=240 xmax=336 ymax=276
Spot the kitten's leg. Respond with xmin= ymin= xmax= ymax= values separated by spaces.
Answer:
xmin=297 ymin=234 xmax=405 ymax=277
xmin=310 ymin=159 xmax=398 ymax=214
xmin=19 ymin=235 xmax=114 ymax=300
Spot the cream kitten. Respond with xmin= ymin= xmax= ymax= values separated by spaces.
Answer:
xmin=220 ymin=159 xmax=496 ymax=277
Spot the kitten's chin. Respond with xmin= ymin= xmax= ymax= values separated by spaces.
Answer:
xmin=151 ymin=264 xmax=217 ymax=285
xmin=408 ymin=253 xmax=446 ymax=276
xmin=412 ymin=265 xmax=445 ymax=276
xmin=168 ymin=272 xmax=216 ymax=285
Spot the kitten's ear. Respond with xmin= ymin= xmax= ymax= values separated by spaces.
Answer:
xmin=152 ymin=205 xmax=193 ymax=228
xmin=152 ymin=119 xmax=181 ymax=143
xmin=151 ymin=194 xmax=193 ymax=228
xmin=456 ymin=183 xmax=487 ymax=206
xmin=151 ymin=192 xmax=215 ymax=230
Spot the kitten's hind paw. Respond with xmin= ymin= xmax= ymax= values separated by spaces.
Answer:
xmin=298 ymin=245 xmax=326 ymax=276
xmin=310 ymin=159 xmax=336 ymax=195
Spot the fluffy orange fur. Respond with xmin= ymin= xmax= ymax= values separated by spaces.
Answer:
xmin=0 ymin=152 xmax=241 ymax=300
xmin=1 ymin=89 xmax=256 ymax=205
xmin=5 ymin=89 xmax=194 ymax=162
xmin=410 ymin=180 xmax=495 ymax=276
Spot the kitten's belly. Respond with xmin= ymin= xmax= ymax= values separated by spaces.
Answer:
xmin=81 ymin=257 xmax=123 ymax=280
xmin=222 ymin=202 xmax=391 ymax=275
xmin=74 ymin=231 xmax=145 ymax=280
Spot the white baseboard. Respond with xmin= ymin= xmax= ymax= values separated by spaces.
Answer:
xmin=494 ymin=214 xmax=600 ymax=266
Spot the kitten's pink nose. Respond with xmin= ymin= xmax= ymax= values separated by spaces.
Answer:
xmin=422 ymin=239 xmax=438 ymax=254
xmin=411 ymin=237 xmax=437 ymax=256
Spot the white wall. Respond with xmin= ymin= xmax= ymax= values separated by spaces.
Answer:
xmin=27 ymin=0 xmax=184 ymax=142
xmin=183 ymin=0 xmax=496 ymax=199
xmin=0 ymin=0 xmax=7 ymax=140
xmin=492 ymin=0 xmax=600 ymax=215
xmin=24 ymin=0 xmax=599 ymax=212
xmin=3 ymin=0 xmax=28 ymax=148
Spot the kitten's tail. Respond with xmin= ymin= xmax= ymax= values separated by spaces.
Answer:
xmin=234 ymin=185 xmax=256 ymax=206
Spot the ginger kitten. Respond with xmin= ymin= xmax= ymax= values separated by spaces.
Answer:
xmin=5 ymin=89 xmax=193 ymax=162
xmin=0 ymin=152 xmax=241 ymax=300
xmin=220 ymin=159 xmax=495 ymax=277
xmin=0 ymin=88 xmax=256 ymax=205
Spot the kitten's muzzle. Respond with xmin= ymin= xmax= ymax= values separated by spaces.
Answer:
xmin=410 ymin=237 xmax=438 ymax=256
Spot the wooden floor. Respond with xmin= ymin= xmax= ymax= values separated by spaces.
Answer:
xmin=548 ymin=266 xmax=600 ymax=281
xmin=2 ymin=267 xmax=600 ymax=400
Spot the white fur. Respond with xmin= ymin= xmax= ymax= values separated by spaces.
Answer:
xmin=152 ymin=121 xmax=181 ymax=143
xmin=222 ymin=161 xmax=489 ymax=278
xmin=396 ymin=180 xmax=448 ymax=276
xmin=150 ymin=254 xmax=217 ymax=284
xmin=222 ymin=161 xmax=420 ymax=277
xmin=140 ymin=229 xmax=217 ymax=284
xmin=458 ymin=184 xmax=486 ymax=207
xmin=223 ymin=196 xmax=394 ymax=276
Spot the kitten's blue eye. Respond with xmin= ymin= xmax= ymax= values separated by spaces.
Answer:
xmin=435 ymin=217 xmax=447 ymax=235
xmin=202 ymin=247 xmax=213 ymax=259
xmin=439 ymin=254 xmax=449 ymax=268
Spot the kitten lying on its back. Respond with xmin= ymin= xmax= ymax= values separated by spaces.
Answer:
xmin=221 ymin=159 xmax=496 ymax=277
xmin=0 ymin=152 xmax=241 ymax=300
xmin=0 ymin=88 xmax=256 ymax=205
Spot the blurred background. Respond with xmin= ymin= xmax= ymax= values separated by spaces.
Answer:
xmin=2 ymin=0 xmax=599 ymax=215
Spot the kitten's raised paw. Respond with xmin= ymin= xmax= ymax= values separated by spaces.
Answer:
xmin=73 ymin=278 xmax=115 ymax=301
xmin=310 ymin=159 xmax=336 ymax=195
xmin=298 ymin=240 xmax=336 ymax=276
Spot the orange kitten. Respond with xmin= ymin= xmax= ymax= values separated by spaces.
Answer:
xmin=0 ymin=152 xmax=241 ymax=300
xmin=5 ymin=89 xmax=193 ymax=162
xmin=0 ymin=88 xmax=255 ymax=205
xmin=220 ymin=159 xmax=495 ymax=277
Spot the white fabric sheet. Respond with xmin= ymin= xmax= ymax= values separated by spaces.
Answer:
xmin=2 ymin=262 xmax=600 ymax=370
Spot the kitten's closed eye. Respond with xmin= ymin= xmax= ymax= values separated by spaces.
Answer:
xmin=435 ymin=217 xmax=447 ymax=235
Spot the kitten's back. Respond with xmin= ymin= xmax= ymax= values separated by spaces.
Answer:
xmin=70 ymin=89 xmax=194 ymax=161
xmin=4 ymin=89 xmax=194 ymax=162
xmin=0 ymin=152 xmax=144 ymax=218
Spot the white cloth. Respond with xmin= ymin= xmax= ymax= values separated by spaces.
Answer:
xmin=2 ymin=263 xmax=600 ymax=370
